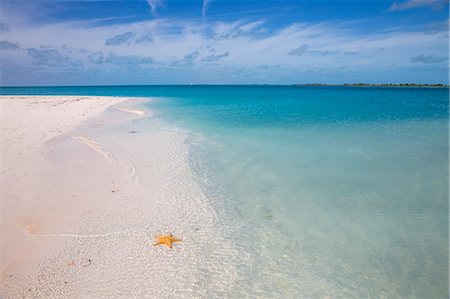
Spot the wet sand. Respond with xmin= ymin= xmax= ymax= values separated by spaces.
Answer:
xmin=0 ymin=96 xmax=235 ymax=298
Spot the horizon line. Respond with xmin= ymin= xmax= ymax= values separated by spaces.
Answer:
xmin=0 ymin=83 xmax=449 ymax=88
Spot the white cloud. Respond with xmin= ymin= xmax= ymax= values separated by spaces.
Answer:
xmin=147 ymin=0 xmax=165 ymax=17
xmin=212 ymin=20 xmax=265 ymax=38
xmin=0 ymin=16 xmax=448 ymax=84
xmin=388 ymin=0 xmax=448 ymax=11
xmin=202 ymin=0 xmax=211 ymax=17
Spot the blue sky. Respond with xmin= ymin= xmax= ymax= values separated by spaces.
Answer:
xmin=0 ymin=0 xmax=448 ymax=86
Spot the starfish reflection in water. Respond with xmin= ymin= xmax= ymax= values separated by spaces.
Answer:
xmin=153 ymin=233 xmax=182 ymax=248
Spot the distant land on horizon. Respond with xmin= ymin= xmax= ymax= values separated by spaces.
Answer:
xmin=294 ymin=83 xmax=449 ymax=88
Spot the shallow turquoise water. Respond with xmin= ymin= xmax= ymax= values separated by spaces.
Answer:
xmin=1 ymin=86 xmax=448 ymax=297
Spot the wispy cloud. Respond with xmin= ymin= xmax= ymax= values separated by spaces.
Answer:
xmin=89 ymin=52 xmax=153 ymax=65
xmin=388 ymin=0 xmax=448 ymax=11
xmin=27 ymin=46 xmax=81 ymax=67
xmin=169 ymin=50 xmax=199 ymax=66
xmin=289 ymin=44 xmax=309 ymax=56
xmin=426 ymin=19 xmax=450 ymax=33
xmin=135 ymin=33 xmax=154 ymax=44
xmin=212 ymin=20 xmax=265 ymax=38
xmin=410 ymin=54 xmax=446 ymax=63
xmin=182 ymin=51 xmax=200 ymax=64
xmin=202 ymin=0 xmax=212 ymax=17
xmin=0 ymin=40 xmax=19 ymax=50
xmin=105 ymin=32 xmax=135 ymax=46
xmin=147 ymin=0 xmax=164 ymax=17
xmin=202 ymin=51 xmax=230 ymax=62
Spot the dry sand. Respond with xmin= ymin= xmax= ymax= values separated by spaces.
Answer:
xmin=0 ymin=96 xmax=238 ymax=298
xmin=1 ymin=96 xmax=128 ymax=272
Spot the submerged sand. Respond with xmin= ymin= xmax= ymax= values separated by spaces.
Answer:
xmin=0 ymin=96 xmax=237 ymax=298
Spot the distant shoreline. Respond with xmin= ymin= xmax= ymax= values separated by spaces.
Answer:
xmin=294 ymin=83 xmax=449 ymax=88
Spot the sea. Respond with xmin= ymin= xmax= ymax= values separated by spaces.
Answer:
xmin=1 ymin=85 xmax=448 ymax=297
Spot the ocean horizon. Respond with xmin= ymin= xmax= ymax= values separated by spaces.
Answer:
xmin=1 ymin=83 xmax=449 ymax=88
xmin=1 ymin=85 xmax=448 ymax=297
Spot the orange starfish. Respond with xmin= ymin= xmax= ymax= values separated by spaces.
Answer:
xmin=153 ymin=233 xmax=182 ymax=248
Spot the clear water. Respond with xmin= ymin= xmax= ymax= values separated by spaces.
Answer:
xmin=1 ymin=85 xmax=448 ymax=297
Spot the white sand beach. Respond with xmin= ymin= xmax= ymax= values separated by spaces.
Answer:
xmin=0 ymin=96 xmax=236 ymax=298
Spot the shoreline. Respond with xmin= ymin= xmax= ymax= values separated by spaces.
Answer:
xmin=1 ymin=96 xmax=234 ymax=297
xmin=1 ymin=96 xmax=130 ymax=272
